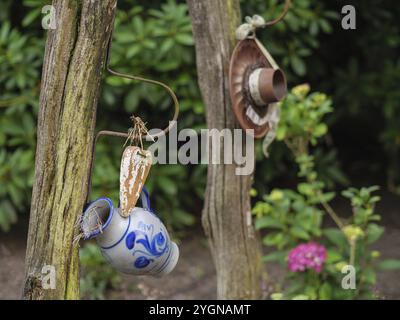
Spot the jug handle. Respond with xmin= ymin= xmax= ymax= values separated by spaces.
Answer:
xmin=140 ymin=187 xmax=152 ymax=211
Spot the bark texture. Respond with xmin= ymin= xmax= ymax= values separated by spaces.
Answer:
xmin=187 ymin=0 xmax=263 ymax=299
xmin=23 ymin=0 xmax=117 ymax=300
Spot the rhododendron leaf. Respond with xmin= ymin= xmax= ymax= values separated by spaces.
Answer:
xmin=319 ymin=192 xmax=335 ymax=203
xmin=314 ymin=123 xmax=328 ymax=137
xmin=290 ymin=226 xmax=310 ymax=240
xmin=366 ymin=223 xmax=384 ymax=244
xmin=323 ymin=228 xmax=347 ymax=248
xmin=298 ymin=183 xmax=313 ymax=196
xmin=304 ymin=286 xmax=317 ymax=300
xmin=378 ymin=259 xmax=400 ymax=270
xmin=362 ymin=268 xmax=376 ymax=285
xmin=263 ymin=232 xmax=285 ymax=247
xmin=262 ymin=251 xmax=287 ymax=264
xmin=255 ymin=217 xmax=285 ymax=230
xmin=326 ymin=250 xmax=342 ymax=264
xmin=319 ymin=283 xmax=332 ymax=300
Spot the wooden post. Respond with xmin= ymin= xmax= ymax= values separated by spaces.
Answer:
xmin=187 ymin=0 xmax=263 ymax=299
xmin=23 ymin=0 xmax=117 ymax=300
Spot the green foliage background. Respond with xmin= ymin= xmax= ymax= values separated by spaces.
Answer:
xmin=0 ymin=0 xmax=399 ymax=233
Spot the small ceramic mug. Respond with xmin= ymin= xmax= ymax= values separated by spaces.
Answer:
xmin=81 ymin=188 xmax=179 ymax=277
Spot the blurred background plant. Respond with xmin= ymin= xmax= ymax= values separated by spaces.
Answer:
xmin=80 ymin=243 xmax=123 ymax=300
xmin=1 ymin=0 xmax=399 ymax=299
xmin=253 ymin=85 xmax=400 ymax=299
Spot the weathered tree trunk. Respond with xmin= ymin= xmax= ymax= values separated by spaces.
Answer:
xmin=23 ymin=0 xmax=117 ymax=300
xmin=187 ymin=0 xmax=263 ymax=299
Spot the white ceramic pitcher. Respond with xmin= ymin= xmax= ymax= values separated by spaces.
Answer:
xmin=80 ymin=188 xmax=179 ymax=277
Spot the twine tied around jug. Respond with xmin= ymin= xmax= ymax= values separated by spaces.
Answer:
xmin=75 ymin=203 xmax=104 ymax=243
xmin=124 ymin=116 xmax=154 ymax=151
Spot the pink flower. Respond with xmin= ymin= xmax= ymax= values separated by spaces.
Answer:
xmin=288 ymin=242 xmax=327 ymax=273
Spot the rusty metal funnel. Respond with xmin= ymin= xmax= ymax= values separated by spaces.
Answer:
xmin=249 ymin=68 xmax=287 ymax=106
xmin=229 ymin=39 xmax=287 ymax=138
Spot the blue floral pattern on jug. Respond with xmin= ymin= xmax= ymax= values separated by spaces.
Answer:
xmin=134 ymin=256 xmax=153 ymax=269
xmin=125 ymin=232 xmax=136 ymax=250
xmin=125 ymin=222 xmax=168 ymax=269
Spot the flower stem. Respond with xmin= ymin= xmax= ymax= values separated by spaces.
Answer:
xmin=349 ymin=240 xmax=356 ymax=266
xmin=318 ymin=193 xmax=345 ymax=230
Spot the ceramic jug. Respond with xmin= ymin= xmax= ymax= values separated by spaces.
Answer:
xmin=80 ymin=188 xmax=179 ymax=277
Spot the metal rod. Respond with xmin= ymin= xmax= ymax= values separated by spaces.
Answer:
xmin=87 ymin=5 xmax=181 ymax=200
xmin=264 ymin=0 xmax=291 ymax=27
xmin=104 ymin=21 xmax=180 ymax=139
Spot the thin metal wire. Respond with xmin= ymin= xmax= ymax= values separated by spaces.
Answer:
xmin=87 ymin=12 xmax=180 ymax=199
xmin=263 ymin=0 xmax=291 ymax=27
xmin=104 ymin=26 xmax=180 ymax=139
xmin=92 ymin=22 xmax=180 ymax=143
xmin=236 ymin=0 xmax=291 ymax=40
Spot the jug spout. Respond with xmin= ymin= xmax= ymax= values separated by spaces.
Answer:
xmin=81 ymin=198 xmax=114 ymax=240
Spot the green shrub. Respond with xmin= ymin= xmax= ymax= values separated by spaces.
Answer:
xmin=0 ymin=2 xmax=43 ymax=231
xmin=80 ymin=243 xmax=122 ymax=300
xmin=253 ymin=85 xmax=400 ymax=299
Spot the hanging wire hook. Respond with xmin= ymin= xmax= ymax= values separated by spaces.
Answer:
xmin=104 ymin=24 xmax=180 ymax=139
xmin=87 ymin=7 xmax=180 ymax=200
xmin=95 ymin=21 xmax=180 ymax=143
xmin=236 ymin=0 xmax=291 ymax=40
xmin=263 ymin=0 xmax=291 ymax=27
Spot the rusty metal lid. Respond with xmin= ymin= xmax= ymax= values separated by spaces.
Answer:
xmin=229 ymin=39 xmax=287 ymax=139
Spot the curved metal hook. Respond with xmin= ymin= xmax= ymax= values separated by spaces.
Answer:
xmin=236 ymin=0 xmax=291 ymax=40
xmin=105 ymin=28 xmax=179 ymax=139
xmin=105 ymin=2 xmax=180 ymax=138
xmin=87 ymin=8 xmax=181 ymax=201
xmin=264 ymin=0 xmax=291 ymax=26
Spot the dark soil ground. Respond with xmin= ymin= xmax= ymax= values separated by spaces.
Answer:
xmin=1 ymin=192 xmax=399 ymax=300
